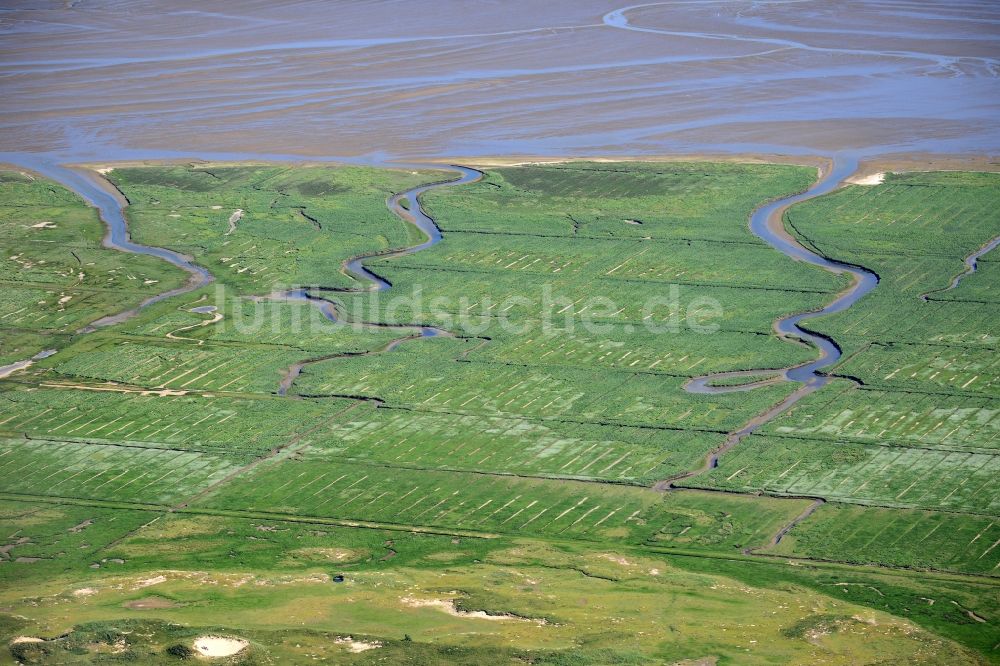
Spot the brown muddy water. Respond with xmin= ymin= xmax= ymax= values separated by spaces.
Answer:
xmin=0 ymin=0 xmax=998 ymax=163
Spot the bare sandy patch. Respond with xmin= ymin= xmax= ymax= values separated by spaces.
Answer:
xmin=72 ymin=587 xmax=98 ymax=597
xmin=38 ymin=381 xmax=189 ymax=398
xmin=11 ymin=636 xmax=45 ymax=645
xmin=31 ymin=221 xmax=57 ymax=228
xmin=193 ymin=636 xmax=248 ymax=658
xmin=858 ymin=154 xmax=1000 ymax=176
xmin=133 ymin=575 xmax=168 ymax=590
xmin=427 ymin=153 xmax=831 ymax=172
xmin=334 ymin=636 xmax=382 ymax=653
xmin=225 ymin=209 xmax=244 ymax=235
xmin=846 ymin=172 xmax=885 ymax=185
xmin=96 ymin=167 xmax=114 ymax=175
xmin=401 ymin=596 xmax=545 ymax=624
xmin=287 ymin=547 xmax=367 ymax=563
xmin=68 ymin=519 xmax=94 ymax=533
xmin=600 ymin=554 xmax=633 ymax=566
xmin=0 ymin=359 xmax=34 ymax=379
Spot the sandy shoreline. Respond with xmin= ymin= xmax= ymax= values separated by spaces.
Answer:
xmin=419 ymin=153 xmax=832 ymax=171
xmin=5 ymin=152 xmax=999 ymax=182
xmin=419 ymin=152 xmax=1000 ymax=175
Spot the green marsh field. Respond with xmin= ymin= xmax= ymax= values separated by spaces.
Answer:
xmin=0 ymin=160 xmax=996 ymax=664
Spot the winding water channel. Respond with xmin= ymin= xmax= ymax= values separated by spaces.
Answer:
xmin=0 ymin=158 xmax=480 ymax=393
xmin=4 ymin=153 xmax=989 ymax=532
xmin=4 ymin=154 xmax=879 ymax=407
xmin=5 ymin=156 xmax=213 ymax=332
xmin=666 ymin=156 xmax=880 ymax=488
xmin=686 ymin=156 xmax=879 ymax=395
xmin=920 ymin=233 xmax=1000 ymax=301
xmin=274 ymin=165 xmax=482 ymax=395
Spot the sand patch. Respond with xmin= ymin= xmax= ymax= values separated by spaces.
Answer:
xmin=0 ymin=349 xmax=52 ymax=379
xmin=68 ymin=519 xmax=94 ymax=533
xmin=0 ymin=359 xmax=33 ymax=379
xmin=401 ymin=596 xmax=544 ymax=624
xmin=11 ymin=636 xmax=45 ymax=645
xmin=133 ymin=575 xmax=168 ymax=590
xmin=287 ymin=547 xmax=367 ymax=563
xmin=96 ymin=167 xmax=114 ymax=175
xmin=39 ymin=381 xmax=190 ymax=398
xmin=225 ymin=209 xmax=244 ymax=235
xmin=334 ymin=636 xmax=382 ymax=653
xmin=72 ymin=587 xmax=97 ymax=597
xmin=193 ymin=636 xmax=248 ymax=658
xmin=847 ymin=172 xmax=885 ymax=185
xmin=600 ymin=554 xmax=633 ymax=566
xmin=31 ymin=221 xmax=57 ymax=229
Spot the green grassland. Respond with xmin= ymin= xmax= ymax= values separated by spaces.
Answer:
xmin=769 ymin=502 xmax=1000 ymax=575
xmin=0 ymin=385 xmax=348 ymax=459
xmin=684 ymin=170 xmax=1000 ymax=596
xmin=291 ymin=336 xmax=797 ymax=431
xmin=688 ymin=433 xmax=1000 ymax=514
xmin=0 ymin=169 xmax=186 ymax=359
xmin=0 ymin=438 xmax=239 ymax=505
xmin=106 ymin=165 xmax=444 ymax=292
xmin=763 ymin=379 xmax=998 ymax=451
xmin=0 ymin=500 xmax=990 ymax=664
xmin=421 ymin=162 xmax=816 ymax=242
xmin=0 ymin=500 xmax=159 ymax=583
xmin=304 ymin=401 xmax=720 ymax=484
xmin=782 ymin=171 xmax=999 ymax=353
xmin=201 ymin=457 xmax=669 ymax=543
xmin=0 ymin=162 xmax=997 ymax=663
xmin=648 ymin=490 xmax=816 ymax=552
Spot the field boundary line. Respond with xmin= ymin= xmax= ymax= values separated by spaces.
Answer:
xmin=756 ymin=431 xmax=1000 ymax=457
xmin=171 ymin=399 xmax=367 ymax=510
xmin=380 ymin=260 xmax=838 ymax=294
xmin=293 ymin=456 xmax=657 ymax=488
xmin=4 ymin=490 xmax=998 ymax=582
xmin=0 ymin=492 xmax=498 ymax=539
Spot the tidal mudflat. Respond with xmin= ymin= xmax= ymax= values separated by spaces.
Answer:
xmin=1 ymin=0 xmax=998 ymax=162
